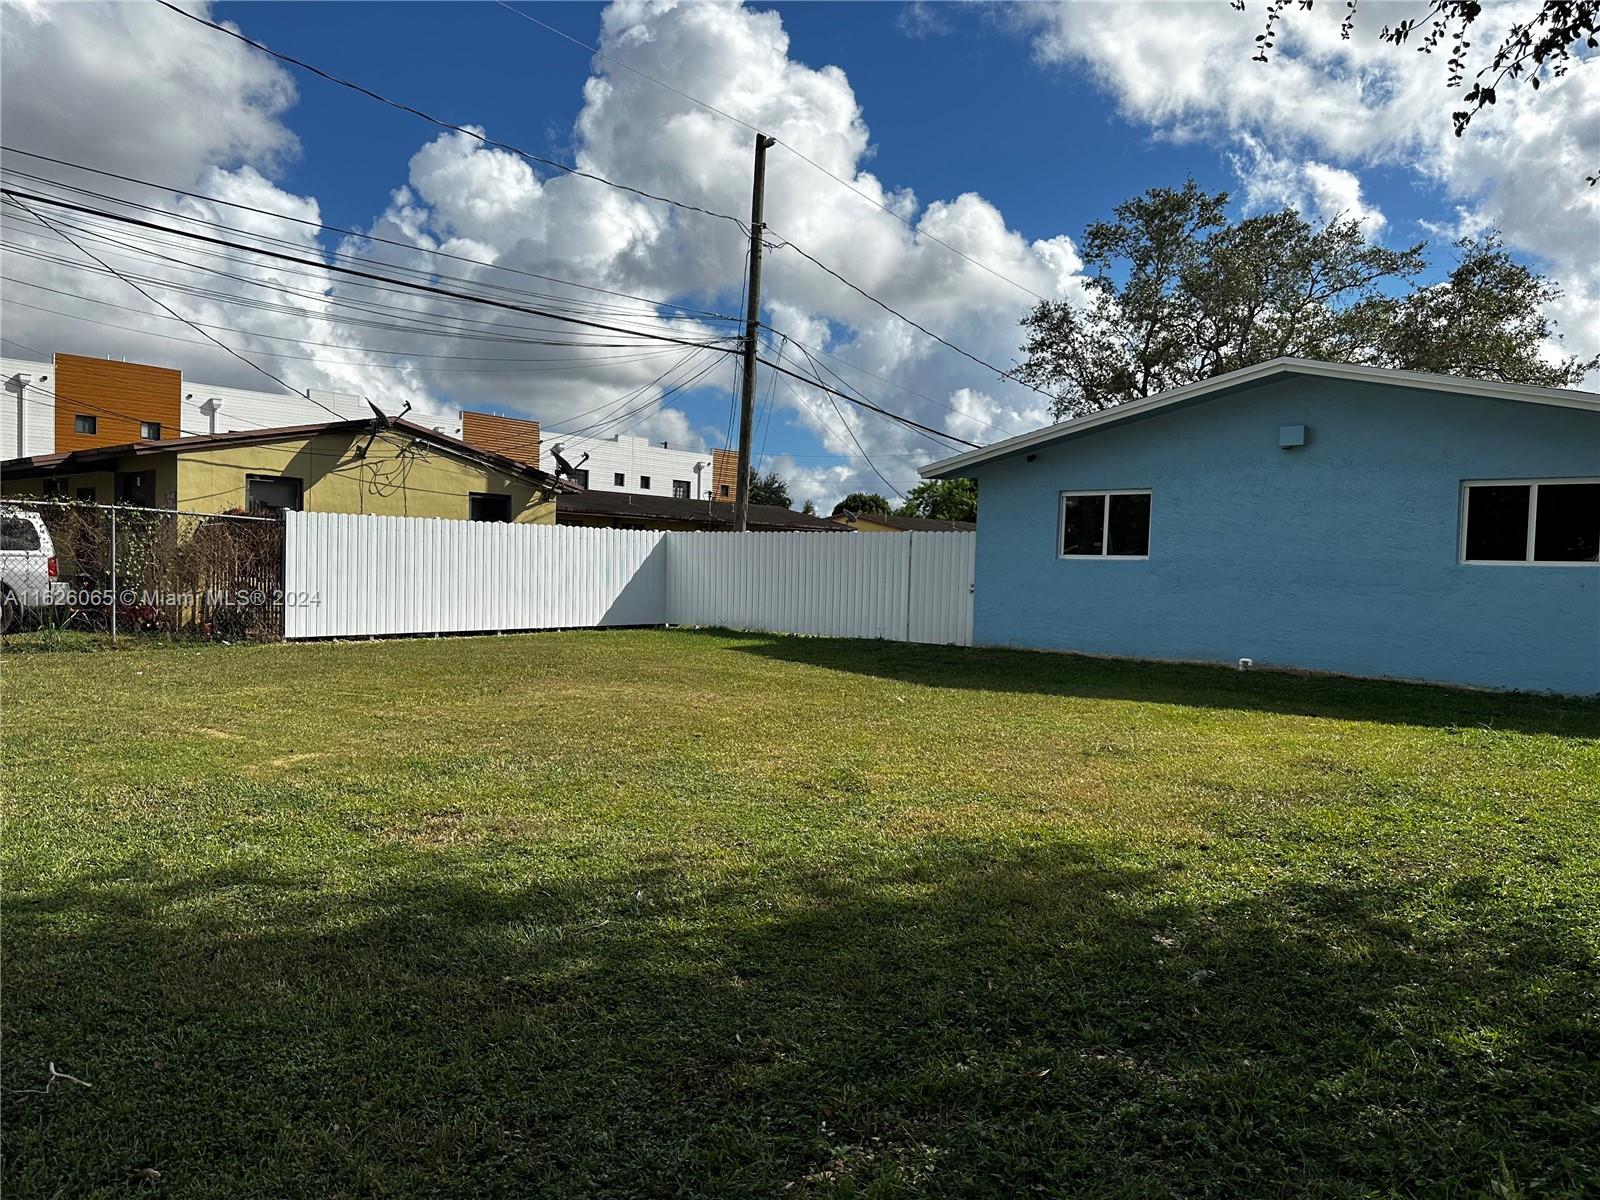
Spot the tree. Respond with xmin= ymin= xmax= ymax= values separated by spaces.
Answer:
xmin=1243 ymin=1 xmax=1598 ymax=150
xmin=747 ymin=469 xmax=791 ymax=508
xmin=897 ymin=478 xmax=977 ymax=523
xmin=831 ymin=492 xmax=892 ymax=518
xmin=1382 ymin=235 xmax=1598 ymax=385
xmin=1017 ymin=181 xmax=1593 ymax=418
xmin=801 ymin=499 xmax=818 ymax=516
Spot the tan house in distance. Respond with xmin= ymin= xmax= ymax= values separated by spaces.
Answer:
xmin=1 ymin=417 xmax=570 ymax=522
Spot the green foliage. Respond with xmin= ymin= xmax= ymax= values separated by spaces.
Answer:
xmin=4 ymin=631 xmax=1598 ymax=1196
xmin=831 ymin=491 xmax=893 ymax=517
xmin=1018 ymin=181 xmax=1594 ymax=418
xmin=1384 ymin=234 xmax=1599 ymax=385
xmin=897 ymin=477 xmax=977 ymax=522
xmin=800 ymin=498 xmax=818 ymax=516
xmin=746 ymin=468 xmax=791 ymax=508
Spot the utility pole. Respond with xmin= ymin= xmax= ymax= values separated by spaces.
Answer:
xmin=733 ymin=131 xmax=776 ymax=532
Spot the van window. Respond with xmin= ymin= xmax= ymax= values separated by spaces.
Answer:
xmin=0 ymin=516 xmax=41 ymax=552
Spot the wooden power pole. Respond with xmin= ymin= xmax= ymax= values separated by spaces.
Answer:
xmin=733 ymin=132 xmax=776 ymax=532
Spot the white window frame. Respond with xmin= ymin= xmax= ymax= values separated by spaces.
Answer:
xmin=1058 ymin=489 xmax=1152 ymax=560
xmin=1460 ymin=477 xmax=1600 ymax=567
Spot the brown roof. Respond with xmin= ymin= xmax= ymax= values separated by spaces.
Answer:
xmin=558 ymin=490 xmax=850 ymax=532
xmin=0 ymin=416 xmax=576 ymax=490
xmin=834 ymin=510 xmax=976 ymax=532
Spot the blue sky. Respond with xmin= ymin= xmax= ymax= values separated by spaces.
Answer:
xmin=212 ymin=1 xmax=1442 ymax=260
xmin=5 ymin=2 xmax=1595 ymax=507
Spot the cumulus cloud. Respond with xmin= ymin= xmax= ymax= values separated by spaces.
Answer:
xmin=7 ymin=0 xmax=1588 ymax=514
xmin=3 ymin=0 xmax=1086 ymax=508
xmin=1012 ymin=0 xmax=1599 ymax=369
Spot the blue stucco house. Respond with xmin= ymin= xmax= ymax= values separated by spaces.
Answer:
xmin=922 ymin=359 xmax=1600 ymax=695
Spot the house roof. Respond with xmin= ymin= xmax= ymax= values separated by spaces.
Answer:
xmin=558 ymin=490 xmax=849 ymax=531
xmin=921 ymin=358 xmax=1600 ymax=479
xmin=0 ymin=416 xmax=577 ymax=490
xmin=833 ymin=510 xmax=976 ymax=532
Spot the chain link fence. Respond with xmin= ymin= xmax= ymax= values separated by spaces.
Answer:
xmin=1 ymin=500 xmax=285 ymax=642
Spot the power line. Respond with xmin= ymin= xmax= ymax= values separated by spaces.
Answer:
xmin=0 ymin=188 xmax=742 ymax=356
xmin=754 ymin=353 xmax=976 ymax=450
xmin=1 ymin=292 xmax=696 ymax=377
xmin=0 ymin=200 xmax=713 ymax=344
xmin=1 ymin=211 xmax=727 ymax=354
xmin=2 ymin=231 xmax=719 ymax=355
xmin=0 ymin=156 xmax=741 ymax=324
xmin=768 ymin=235 xmax=1056 ymax=403
xmin=155 ymin=2 xmax=747 ymax=229
xmin=2 ymin=192 xmax=342 ymax=416
xmin=789 ymin=342 xmax=906 ymax=501
xmin=491 ymin=1 xmax=1050 ymax=304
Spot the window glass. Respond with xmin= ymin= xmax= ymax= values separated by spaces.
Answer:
xmin=639 ymin=475 xmax=651 ymax=489
xmin=245 ymin=475 xmax=303 ymax=513
xmin=1107 ymin=493 xmax=1151 ymax=556
xmin=672 ymin=479 xmax=691 ymax=499
xmin=76 ymin=486 xmax=97 ymax=503
xmin=74 ymin=414 xmax=96 ymax=435
xmin=613 ymin=472 xmax=625 ymax=487
xmin=469 ymin=492 xmax=512 ymax=523
xmin=1060 ymin=494 xmax=1106 ymax=556
xmin=720 ymin=484 xmax=730 ymax=498
xmin=1533 ymin=483 xmax=1600 ymax=563
xmin=1464 ymin=485 xmax=1531 ymax=561
xmin=139 ymin=421 xmax=161 ymax=440
xmin=0 ymin=516 xmax=40 ymax=551
xmin=43 ymin=478 xmax=68 ymax=499
xmin=572 ymin=468 xmax=589 ymax=488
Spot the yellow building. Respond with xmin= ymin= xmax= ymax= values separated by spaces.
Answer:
xmin=0 ymin=417 xmax=568 ymax=522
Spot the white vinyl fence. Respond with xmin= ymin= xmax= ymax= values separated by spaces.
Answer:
xmin=283 ymin=511 xmax=974 ymax=645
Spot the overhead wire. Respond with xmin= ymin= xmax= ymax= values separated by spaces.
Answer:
xmin=1 ymin=191 xmax=343 ymax=416
xmin=491 ymin=0 xmax=1050 ymax=304
xmin=0 ymin=188 xmax=743 ymax=355
xmin=154 ymin=2 xmax=748 ymax=229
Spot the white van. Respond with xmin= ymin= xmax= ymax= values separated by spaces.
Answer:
xmin=0 ymin=505 xmax=66 ymax=633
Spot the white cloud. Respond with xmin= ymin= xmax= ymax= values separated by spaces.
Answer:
xmin=2 ymin=0 xmax=1085 ymax=509
xmin=1233 ymin=135 xmax=1387 ymax=234
xmin=1013 ymin=0 xmax=1599 ymax=370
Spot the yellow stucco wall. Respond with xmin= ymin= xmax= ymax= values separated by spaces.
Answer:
xmin=4 ymin=431 xmax=556 ymax=523
xmin=177 ymin=431 xmax=555 ymax=522
xmin=831 ymin=513 xmax=904 ymax=532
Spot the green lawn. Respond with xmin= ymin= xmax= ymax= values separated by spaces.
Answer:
xmin=3 ymin=630 xmax=1598 ymax=1199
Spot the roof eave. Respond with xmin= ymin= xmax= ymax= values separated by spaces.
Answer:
xmin=919 ymin=358 xmax=1600 ymax=478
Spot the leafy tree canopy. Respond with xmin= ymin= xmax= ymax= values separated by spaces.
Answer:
xmin=897 ymin=478 xmax=977 ymax=523
xmin=1017 ymin=181 xmax=1594 ymax=418
xmin=747 ymin=469 xmax=791 ymax=508
xmin=831 ymin=492 xmax=893 ymax=518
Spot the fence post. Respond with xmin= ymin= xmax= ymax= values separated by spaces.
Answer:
xmin=109 ymin=502 xmax=118 ymax=644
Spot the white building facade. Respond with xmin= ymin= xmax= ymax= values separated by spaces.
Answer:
xmin=2 ymin=353 xmax=370 ymax=459
xmin=538 ymin=431 xmax=717 ymax=500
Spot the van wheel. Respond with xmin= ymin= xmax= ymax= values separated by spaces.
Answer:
xmin=0 ymin=586 xmax=18 ymax=635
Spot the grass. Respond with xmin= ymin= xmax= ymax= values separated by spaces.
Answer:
xmin=3 ymin=629 xmax=1598 ymax=1199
